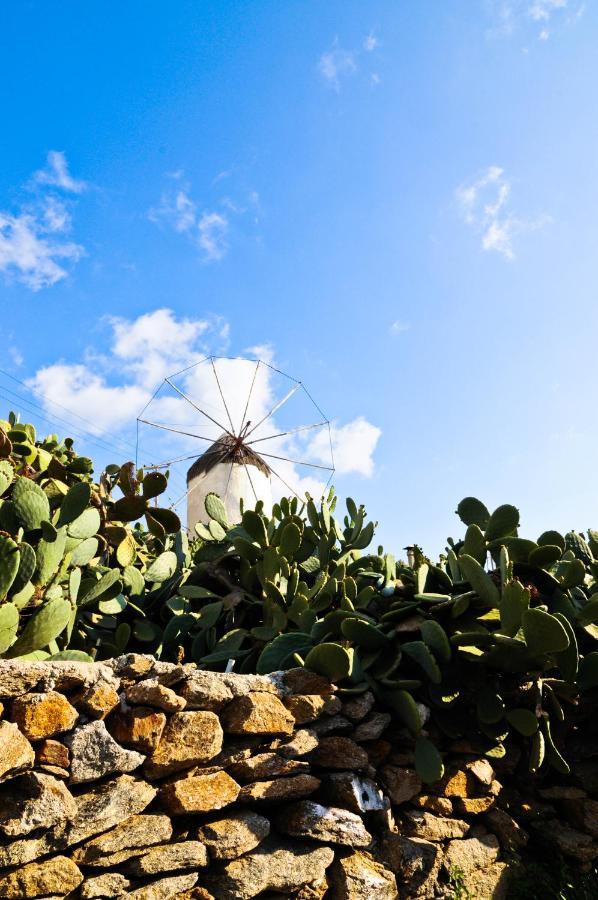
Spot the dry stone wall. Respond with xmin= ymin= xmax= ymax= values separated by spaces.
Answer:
xmin=0 ymin=657 xmax=596 ymax=899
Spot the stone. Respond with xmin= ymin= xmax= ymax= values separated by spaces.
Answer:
xmin=81 ymin=873 xmax=131 ymax=898
xmin=144 ymin=711 xmax=223 ymax=778
xmin=277 ymin=800 xmax=372 ymax=847
xmin=530 ymin=818 xmax=598 ymax=862
xmin=73 ymin=814 xmax=173 ymax=866
xmin=444 ymin=834 xmax=500 ymax=874
xmin=229 ymin=751 xmax=309 ymax=781
xmin=342 ymin=691 xmax=375 ymax=722
xmin=35 ymin=739 xmax=70 ymax=770
xmin=0 ymin=856 xmax=83 ymax=898
xmin=221 ymin=692 xmax=295 ymax=735
xmin=466 ymin=758 xmax=495 ymax=790
xmin=0 ymin=660 xmax=111 ymax=698
xmin=329 ymin=850 xmax=397 ymax=899
xmin=539 ymin=786 xmax=587 ymax=800
xmin=180 ymin=670 xmax=234 ymax=710
xmin=363 ymin=739 xmax=391 ymax=768
xmin=454 ymin=796 xmax=495 ymax=815
xmin=380 ymin=833 xmax=442 ymax=898
xmin=72 ymin=679 xmax=120 ymax=719
xmin=176 ymin=891 xmax=214 ymax=900
xmin=10 ymin=690 xmax=78 ymax=740
xmin=562 ymin=798 xmax=598 ymax=839
xmin=282 ymin=668 xmax=333 ymax=695
xmin=0 ymin=775 xmax=157 ymax=869
xmin=125 ymin=679 xmax=187 ymax=712
xmin=207 ymin=840 xmax=334 ymax=900
xmin=0 ymin=772 xmax=77 ymax=837
xmin=353 ymin=712 xmax=392 ymax=743
xmin=273 ymin=728 xmax=319 ymax=758
xmin=109 ymin=706 xmax=167 ymax=753
xmin=484 ymin=807 xmax=528 ymax=850
xmin=66 ymin=720 xmax=145 ymax=783
xmin=459 ymin=863 xmax=510 ymax=900
xmin=159 ymin=770 xmax=240 ymax=814
xmin=439 ymin=768 xmax=475 ymax=798
xmin=311 ymin=737 xmax=368 ymax=770
xmin=239 ymin=774 xmax=321 ymax=802
xmin=310 ymin=715 xmax=353 ymax=736
xmin=221 ymin=671 xmax=284 ymax=696
xmin=0 ymin=719 xmax=34 ymax=781
xmin=126 ymin=841 xmax=208 ymax=875
xmin=284 ymin=694 xmax=341 ymax=724
xmin=124 ymin=872 xmax=198 ymax=900
xmin=198 ymin=810 xmax=271 ymax=860
xmin=412 ymin=794 xmax=453 ymax=816
xmin=403 ymin=810 xmax=470 ymax=841
xmin=324 ymin=772 xmax=387 ymax=814
xmin=380 ymin=766 xmax=422 ymax=805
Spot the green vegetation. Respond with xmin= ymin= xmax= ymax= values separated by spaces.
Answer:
xmin=2 ymin=412 xmax=598 ymax=786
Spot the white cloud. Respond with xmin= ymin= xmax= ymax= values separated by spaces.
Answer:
xmin=0 ymin=152 xmax=85 ymax=291
xmin=489 ymin=0 xmax=584 ymax=40
xmin=390 ymin=320 xmax=410 ymax=336
xmin=198 ymin=211 xmax=229 ymax=261
xmin=318 ymin=43 xmax=357 ymax=91
xmin=27 ymin=309 xmax=381 ymax=507
xmin=363 ymin=32 xmax=379 ymax=52
xmin=309 ymin=417 xmax=381 ymax=478
xmin=149 ymin=174 xmax=257 ymax=262
xmin=34 ymin=151 xmax=86 ymax=194
xmin=456 ymin=166 xmax=549 ymax=260
xmin=0 ymin=211 xmax=83 ymax=290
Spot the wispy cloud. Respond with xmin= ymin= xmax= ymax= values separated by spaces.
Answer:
xmin=149 ymin=174 xmax=258 ymax=263
xmin=456 ymin=166 xmax=550 ymax=260
xmin=0 ymin=152 xmax=86 ymax=291
xmin=390 ymin=320 xmax=410 ymax=336
xmin=318 ymin=31 xmax=382 ymax=91
xmin=33 ymin=151 xmax=87 ymax=194
xmin=488 ymin=0 xmax=585 ymax=41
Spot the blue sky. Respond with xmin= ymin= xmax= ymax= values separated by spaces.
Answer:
xmin=1 ymin=0 xmax=597 ymax=555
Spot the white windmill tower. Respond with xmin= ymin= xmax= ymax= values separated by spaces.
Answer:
xmin=135 ymin=356 xmax=335 ymax=532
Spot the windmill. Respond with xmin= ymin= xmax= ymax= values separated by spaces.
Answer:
xmin=135 ymin=355 xmax=335 ymax=532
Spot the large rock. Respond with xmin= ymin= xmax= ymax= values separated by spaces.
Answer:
xmin=458 ymin=863 xmax=510 ymax=900
xmin=109 ymin=706 xmax=167 ymax=753
xmin=0 ymin=775 xmax=157 ymax=869
xmin=11 ymin=690 xmax=78 ymax=739
xmin=484 ymin=807 xmax=528 ymax=850
xmin=125 ymin=679 xmax=186 ymax=712
xmin=311 ymin=737 xmax=368 ymax=770
xmin=221 ymin=692 xmax=295 ymax=735
xmin=73 ymin=814 xmax=173 ymax=866
xmin=324 ymin=773 xmax=387 ymax=814
xmin=207 ymin=840 xmax=334 ymax=899
xmin=81 ymin=872 xmax=131 ymax=898
xmin=380 ymin=833 xmax=442 ymax=898
xmin=0 ymin=855 xmax=83 ymax=898
xmin=66 ymin=720 xmax=145 ymax=783
xmin=0 ymin=771 xmax=77 ymax=837
xmin=229 ymin=751 xmax=309 ymax=781
xmin=342 ymin=691 xmax=375 ymax=722
xmin=198 ymin=810 xmax=270 ymax=860
xmin=35 ymin=739 xmax=70 ymax=770
xmin=72 ymin=679 xmax=120 ymax=719
xmin=126 ymin=841 xmax=208 ymax=875
xmin=530 ymin=818 xmax=598 ymax=863
xmin=144 ymin=711 xmax=223 ymax=778
xmin=180 ymin=670 xmax=234 ymax=711
xmin=403 ymin=810 xmax=470 ymax=841
xmin=0 ymin=660 xmax=112 ymax=698
xmin=124 ymin=872 xmax=198 ymax=900
xmin=444 ymin=835 xmax=500 ymax=874
xmin=561 ymin=797 xmax=598 ymax=839
xmin=159 ymin=771 xmax=240 ymax=814
xmin=239 ymin=774 xmax=320 ymax=803
xmin=328 ymin=850 xmax=397 ymax=899
xmin=353 ymin=712 xmax=392 ymax=742
xmin=274 ymin=729 xmax=319 ymax=759
xmin=284 ymin=694 xmax=341 ymax=724
xmin=277 ymin=801 xmax=372 ymax=847
xmin=0 ymin=720 xmax=34 ymax=782
xmin=380 ymin=766 xmax=421 ymax=805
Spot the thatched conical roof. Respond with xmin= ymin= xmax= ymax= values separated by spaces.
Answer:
xmin=186 ymin=433 xmax=272 ymax=484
